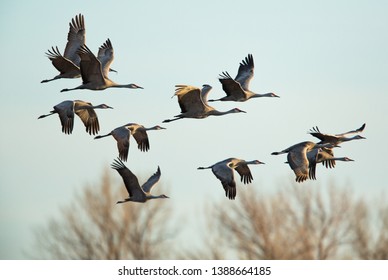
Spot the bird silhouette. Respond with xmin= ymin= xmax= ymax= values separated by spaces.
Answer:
xmin=208 ymin=54 xmax=279 ymax=102
xmin=198 ymin=158 xmax=264 ymax=200
xmin=111 ymin=158 xmax=168 ymax=203
xmin=272 ymin=141 xmax=334 ymax=182
xmin=94 ymin=123 xmax=165 ymax=161
xmin=41 ymin=14 xmax=116 ymax=83
xmin=38 ymin=100 xmax=112 ymax=135
xmin=163 ymin=84 xmax=246 ymax=123
xmin=60 ymin=43 xmax=142 ymax=92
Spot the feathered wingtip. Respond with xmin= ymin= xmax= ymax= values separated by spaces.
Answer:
xmin=308 ymin=126 xmax=321 ymax=134
xmin=240 ymin=54 xmax=254 ymax=68
xmin=111 ymin=157 xmax=126 ymax=170
xmin=77 ymin=44 xmax=93 ymax=56
xmin=99 ymin=38 xmax=113 ymax=51
xmin=219 ymin=71 xmax=233 ymax=80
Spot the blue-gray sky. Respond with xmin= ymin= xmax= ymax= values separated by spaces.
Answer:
xmin=0 ymin=0 xmax=387 ymax=259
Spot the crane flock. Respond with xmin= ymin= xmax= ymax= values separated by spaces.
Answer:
xmin=38 ymin=14 xmax=366 ymax=202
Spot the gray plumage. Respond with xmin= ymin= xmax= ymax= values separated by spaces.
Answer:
xmin=208 ymin=54 xmax=279 ymax=102
xmin=163 ymin=84 xmax=246 ymax=123
xmin=111 ymin=158 xmax=168 ymax=203
xmin=38 ymin=100 xmax=113 ymax=135
xmin=198 ymin=158 xmax=265 ymax=200
xmin=94 ymin=123 xmax=166 ymax=161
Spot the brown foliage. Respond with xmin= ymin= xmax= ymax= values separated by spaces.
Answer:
xmin=31 ymin=170 xmax=173 ymax=260
xmin=189 ymin=183 xmax=388 ymax=260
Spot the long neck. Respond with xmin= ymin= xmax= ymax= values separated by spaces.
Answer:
xmin=209 ymin=109 xmax=237 ymax=116
xmin=247 ymin=91 xmax=271 ymax=98
xmin=146 ymin=195 xmax=165 ymax=200
xmin=341 ymin=135 xmax=361 ymax=142
xmin=145 ymin=126 xmax=159 ymax=131
xmin=330 ymin=157 xmax=349 ymax=161
xmin=75 ymin=104 xmax=101 ymax=110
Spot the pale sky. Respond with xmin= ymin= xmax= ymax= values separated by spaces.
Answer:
xmin=0 ymin=0 xmax=387 ymax=259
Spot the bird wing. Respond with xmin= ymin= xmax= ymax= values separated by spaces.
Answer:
xmin=287 ymin=149 xmax=309 ymax=182
xmin=130 ymin=126 xmax=150 ymax=152
xmin=308 ymin=126 xmax=338 ymax=143
xmin=307 ymin=148 xmax=320 ymax=180
xmin=111 ymin=127 xmax=130 ymax=161
xmin=63 ymin=14 xmax=86 ymax=66
xmin=234 ymin=161 xmax=254 ymax=184
xmin=335 ymin=123 xmax=366 ymax=137
xmin=97 ymin=38 xmax=114 ymax=78
xmin=111 ymin=158 xmax=145 ymax=199
xmin=141 ymin=166 xmax=161 ymax=194
xmin=74 ymin=100 xmax=100 ymax=135
xmin=45 ymin=46 xmax=80 ymax=75
xmin=200 ymin=85 xmax=213 ymax=103
xmin=174 ymin=85 xmax=208 ymax=114
xmin=235 ymin=54 xmax=254 ymax=90
xmin=318 ymin=147 xmax=336 ymax=169
xmin=219 ymin=72 xmax=246 ymax=100
xmin=77 ymin=44 xmax=105 ymax=85
xmin=212 ymin=161 xmax=237 ymax=200
xmin=54 ymin=101 xmax=75 ymax=134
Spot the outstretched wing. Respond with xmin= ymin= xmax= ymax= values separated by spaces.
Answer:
xmin=63 ymin=14 xmax=86 ymax=66
xmin=141 ymin=166 xmax=161 ymax=194
xmin=308 ymin=126 xmax=337 ymax=143
xmin=54 ymin=100 xmax=75 ymax=134
xmin=111 ymin=127 xmax=131 ymax=161
xmin=111 ymin=158 xmax=145 ymax=199
xmin=45 ymin=46 xmax=80 ymax=75
xmin=234 ymin=162 xmax=254 ymax=184
xmin=212 ymin=161 xmax=237 ymax=200
xmin=235 ymin=54 xmax=254 ymax=90
xmin=219 ymin=71 xmax=246 ymax=100
xmin=335 ymin=123 xmax=366 ymax=137
xmin=97 ymin=38 xmax=114 ymax=78
xmin=74 ymin=100 xmax=100 ymax=135
xmin=174 ymin=85 xmax=208 ymax=114
xmin=77 ymin=44 xmax=105 ymax=85
xmin=287 ymin=150 xmax=309 ymax=183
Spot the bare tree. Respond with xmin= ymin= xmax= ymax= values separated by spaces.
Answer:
xmin=188 ymin=182 xmax=388 ymax=260
xmin=350 ymin=197 xmax=388 ymax=259
xmin=30 ymin=169 xmax=174 ymax=260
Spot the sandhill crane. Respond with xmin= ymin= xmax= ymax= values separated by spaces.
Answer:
xmin=163 ymin=85 xmax=246 ymax=123
xmin=60 ymin=43 xmax=142 ymax=92
xmin=38 ymin=100 xmax=112 ymax=135
xmin=41 ymin=14 xmax=116 ymax=83
xmin=94 ymin=123 xmax=165 ymax=161
xmin=111 ymin=158 xmax=168 ymax=203
xmin=207 ymin=54 xmax=279 ymax=102
xmin=198 ymin=158 xmax=265 ymax=200
xmin=272 ymin=141 xmax=334 ymax=183
xmin=309 ymin=123 xmax=366 ymax=145
xmin=306 ymin=148 xmax=354 ymax=180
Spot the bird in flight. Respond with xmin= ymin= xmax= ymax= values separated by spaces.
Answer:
xmin=208 ymin=54 xmax=279 ymax=102
xmin=111 ymin=158 xmax=169 ymax=203
xmin=94 ymin=123 xmax=166 ymax=161
xmin=38 ymin=100 xmax=113 ymax=135
xmin=41 ymin=14 xmax=117 ymax=83
xmin=163 ymin=84 xmax=246 ymax=123
xmin=198 ymin=158 xmax=265 ymax=200
xmin=60 ymin=42 xmax=142 ymax=92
